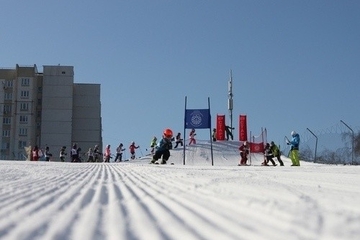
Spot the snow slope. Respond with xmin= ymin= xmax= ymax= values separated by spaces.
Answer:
xmin=0 ymin=140 xmax=359 ymax=240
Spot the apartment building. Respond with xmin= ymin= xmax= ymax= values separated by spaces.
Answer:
xmin=0 ymin=64 xmax=102 ymax=161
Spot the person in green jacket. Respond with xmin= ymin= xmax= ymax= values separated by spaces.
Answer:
xmin=270 ymin=141 xmax=284 ymax=166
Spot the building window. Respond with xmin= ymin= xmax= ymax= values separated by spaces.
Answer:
xmin=18 ymin=141 xmax=27 ymax=149
xmin=3 ymin=117 xmax=11 ymax=125
xmin=19 ymin=128 xmax=28 ymax=136
xmin=5 ymin=80 xmax=13 ymax=88
xmin=20 ymin=91 xmax=30 ymax=99
xmin=2 ymin=130 xmax=10 ymax=137
xmin=21 ymin=78 xmax=30 ymax=86
xmin=20 ymin=103 xmax=29 ymax=111
xmin=19 ymin=115 xmax=28 ymax=124
xmin=3 ymin=105 xmax=11 ymax=114
xmin=1 ymin=142 xmax=10 ymax=150
xmin=4 ymin=93 xmax=12 ymax=100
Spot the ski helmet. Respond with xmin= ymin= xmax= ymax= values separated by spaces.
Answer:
xmin=163 ymin=128 xmax=173 ymax=138
xmin=291 ymin=131 xmax=296 ymax=136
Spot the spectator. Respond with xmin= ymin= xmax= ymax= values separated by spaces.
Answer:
xmin=287 ymin=131 xmax=300 ymax=166
xmin=225 ymin=125 xmax=234 ymax=141
xmin=212 ymin=128 xmax=217 ymax=142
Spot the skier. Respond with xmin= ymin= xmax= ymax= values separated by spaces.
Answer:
xmin=103 ymin=144 xmax=111 ymax=162
xmin=71 ymin=143 xmax=79 ymax=162
xmin=45 ymin=146 xmax=52 ymax=161
xmin=174 ymin=132 xmax=183 ymax=148
xmin=59 ymin=146 xmax=67 ymax=162
xmin=151 ymin=128 xmax=173 ymax=164
xmin=225 ymin=125 xmax=234 ymax=140
xmin=94 ymin=145 xmax=102 ymax=162
xmin=86 ymin=148 xmax=94 ymax=162
xmin=129 ymin=141 xmax=140 ymax=160
xmin=262 ymin=143 xmax=276 ymax=166
xmin=150 ymin=137 xmax=157 ymax=155
xmin=270 ymin=141 xmax=284 ymax=166
xmin=287 ymin=131 xmax=300 ymax=166
xmin=189 ymin=129 xmax=196 ymax=145
xmin=238 ymin=141 xmax=250 ymax=165
xmin=32 ymin=145 xmax=40 ymax=161
xmin=114 ymin=143 xmax=125 ymax=162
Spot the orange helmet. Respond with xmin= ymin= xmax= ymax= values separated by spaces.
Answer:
xmin=163 ymin=128 xmax=173 ymax=138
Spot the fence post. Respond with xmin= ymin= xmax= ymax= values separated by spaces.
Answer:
xmin=340 ymin=120 xmax=354 ymax=164
xmin=306 ymin=128 xmax=318 ymax=162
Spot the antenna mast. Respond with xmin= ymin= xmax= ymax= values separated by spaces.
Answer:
xmin=228 ymin=70 xmax=233 ymax=130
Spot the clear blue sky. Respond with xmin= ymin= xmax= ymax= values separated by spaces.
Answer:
xmin=2 ymin=0 xmax=359 ymax=154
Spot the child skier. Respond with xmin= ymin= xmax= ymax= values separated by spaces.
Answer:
xmin=270 ymin=141 xmax=284 ymax=166
xmin=174 ymin=132 xmax=183 ymax=148
xmin=86 ymin=148 xmax=94 ymax=162
xmin=151 ymin=128 xmax=173 ymax=164
xmin=262 ymin=143 xmax=277 ymax=166
xmin=114 ymin=143 xmax=125 ymax=162
xmin=238 ymin=141 xmax=250 ymax=165
xmin=189 ymin=129 xmax=196 ymax=145
xmin=129 ymin=141 xmax=140 ymax=160
xmin=150 ymin=136 xmax=157 ymax=155
xmin=59 ymin=146 xmax=67 ymax=162
xmin=104 ymin=144 xmax=111 ymax=162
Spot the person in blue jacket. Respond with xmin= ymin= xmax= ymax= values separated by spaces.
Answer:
xmin=150 ymin=128 xmax=173 ymax=164
xmin=287 ymin=131 xmax=300 ymax=166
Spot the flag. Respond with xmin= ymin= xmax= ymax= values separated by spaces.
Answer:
xmin=216 ymin=115 xmax=225 ymax=140
xmin=185 ymin=109 xmax=211 ymax=129
xmin=249 ymin=142 xmax=264 ymax=153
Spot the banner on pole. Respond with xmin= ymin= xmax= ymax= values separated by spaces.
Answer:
xmin=216 ymin=115 xmax=225 ymax=140
xmin=185 ymin=109 xmax=211 ymax=129
xmin=249 ymin=142 xmax=264 ymax=153
xmin=239 ymin=115 xmax=248 ymax=141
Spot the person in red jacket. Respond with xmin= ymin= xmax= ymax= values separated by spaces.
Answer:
xmin=104 ymin=144 xmax=111 ymax=162
xmin=129 ymin=141 xmax=139 ymax=160
xmin=238 ymin=141 xmax=250 ymax=166
xmin=189 ymin=129 xmax=196 ymax=145
xmin=32 ymin=145 xmax=40 ymax=161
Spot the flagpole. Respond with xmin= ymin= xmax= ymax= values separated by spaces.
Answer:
xmin=228 ymin=70 xmax=233 ymax=132
xmin=183 ymin=96 xmax=187 ymax=165
xmin=208 ymin=97 xmax=214 ymax=166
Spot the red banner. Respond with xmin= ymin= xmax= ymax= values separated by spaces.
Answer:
xmin=216 ymin=115 xmax=225 ymax=141
xmin=239 ymin=115 xmax=248 ymax=141
xmin=249 ymin=142 xmax=264 ymax=153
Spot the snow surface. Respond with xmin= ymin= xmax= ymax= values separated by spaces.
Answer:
xmin=0 ymin=140 xmax=359 ymax=240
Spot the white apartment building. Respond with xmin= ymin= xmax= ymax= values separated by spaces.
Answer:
xmin=0 ymin=64 xmax=102 ymax=161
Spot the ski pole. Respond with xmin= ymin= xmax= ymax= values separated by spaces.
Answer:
xmin=139 ymin=147 xmax=144 ymax=157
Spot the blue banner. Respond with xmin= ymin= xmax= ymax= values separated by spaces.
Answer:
xmin=185 ymin=109 xmax=211 ymax=129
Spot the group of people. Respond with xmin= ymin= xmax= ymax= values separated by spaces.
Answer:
xmin=237 ymin=130 xmax=300 ymax=166
xmin=30 ymin=129 xmax=300 ymax=166
xmin=31 ymin=145 xmax=53 ymax=161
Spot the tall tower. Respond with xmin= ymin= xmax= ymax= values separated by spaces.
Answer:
xmin=228 ymin=70 xmax=233 ymax=130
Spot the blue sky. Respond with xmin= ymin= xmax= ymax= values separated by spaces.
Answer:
xmin=1 ymin=0 xmax=359 ymax=154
